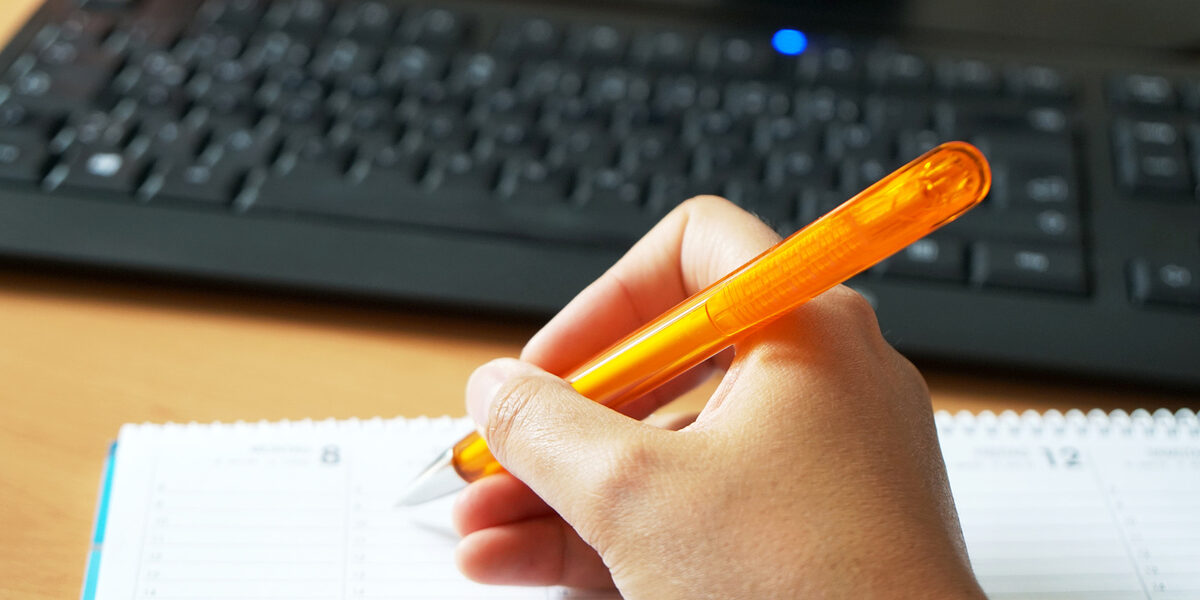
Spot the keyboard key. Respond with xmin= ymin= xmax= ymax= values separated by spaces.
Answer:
xmin=0 ymin=129 xmax=50 ymax=183
xmin=1112 ymin=118 xmax=1193 ymax=195
xmin=722 ymin=178 xmax=792 ymax=227
xmin=447 ymin=52 xmax=514 ymax=93
xmin=1182 ymin=80 xmax=1200 ymax=112
xmin=681 ymin=108 xmax=749 ymax=146
xmin=1006 ymin=64 xmax=1072 ymax=100
xmin=948 ymin=206 xmax=1082 ymax=244
xmin=207 ymin=114 xmax=282 ymax=166
xmin=173 ymin=26 xmax=247 ymax=70
xmin=263 ymin=0 xmax=331 ymax=37
xmin=863 ymin=96 xmax=932 ymax=131
xmin=838 ymin=156 xmax=892 ymax=195
xmin=876 ymin=238 xmax=966 ymax=282
xmin=496 ymin=158 xmax=572 ymax=203
xmin=0 ymin=103 xmax=56 ymax=182
xmin=617 ymin=129 xmax=685 ymax=177
xmin=723 ymin=81 xmax=790 ymax=118
xmin=1190 ymin=123 xmax=1200 ymax=191
xmin=545 ymin=124 xmax=615 ymax=169
xmin=137 ymin=109 xmax=212 ymax=160
xmin=408 ymin=7 xmax=472 ymax=48
xmin=1129 ymin=259 xmax=1200 ymax=308
xmin=241 ymin=30 xmax=313 ymax=73
xmin=585 ymin=68 xmax=652 ymax=107
xmin=330 ymin=1 xmax=399 ymax=42
xmin=609 ymin=102 xmax=676 ymax=135
xmin=567 ymin=24 xmax=628 ymax=64
xmin=825 ymin=122 xmax=892 ymax=161
xmin=652 ymin=75 xmax=720 ymax=112
xmin=196 ymin=0 xmax=267 ymax=31
xmin=698 ymin=34 xmax=774 ymax=76
xmin=971 ymin=241 xmax=1087 ymax=294
xmin=690 ymin=144 xmax=760 ymax=182
xmin=764 ymin=143 xmax=830 ymax=189
xmin=187 ymin=75 xmax=255 ymax=116
xmin=969 ymin=128 xmax=1075 ymax=171
xmin=474 ymin=113 xmax=541 ymax=161
xmin=378 ymin=46 xmax=448 ymax=90
xmin=991 ymin=158 xmax=1078 ymax=208
xmin=938 ymin=103 xmax=1069 ymax=138
xmin=753 ymin=115 xmax=816 ymax=153
xmin=794 ymin=88 xmax=860 ymax=123
xmin=246 ymin=167 xmax=394 ymax=221
xmin=574 ymin=167 xmax=645 ymax=214
xmin=630 ymin=30 xmax=695 ymax=70
xmin=538 ymin=94 xmax=604 ymax=131
xmin=468 ymin=87 xmax=531 ymax=121
xmin=144 ymin=161 xmax=243 ymax=205
xmin=494 ymin=17 xmax=562 ymax=57
xmin=868 ymin=50 xmax=930 ymax=91
xmin=3 ymin=56 xmax=116 ymax=112
xmin=52 ymin=146 xmax=150 ymax=195
xmin=423 ymin=150 xmax=499 ymax=197
xmin=247 ymin=137 xmax=418 ymax=219
xmin=936 ymin=58 xmax=1001 ymax=95
xmin=1109 ymin=73 xmax=1177 ymax=109
xmin=515 ymin=61 xmax=584 ymax=101
xmin=309 ymin=39 xmax=378 ymax=81
xmin=896 ymin=128 xmax=943 ymax=161
xmin=399 ymin=106 xmax=473 ymax=154
xmin=53 ymin=108 xmax=137 ymax=151
xmin=797 ymin=41 xmax=863 ymax=85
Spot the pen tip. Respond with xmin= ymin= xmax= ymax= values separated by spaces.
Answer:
xmin=395 ymin=448 xmax=467 ymax=507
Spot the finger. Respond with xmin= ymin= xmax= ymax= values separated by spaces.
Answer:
xmin=456 ymin=515 xmax=614 ymax=589
xmin=522 ymin=196 xmax=780 ymax=410
xmin=452 ymin=473 xmax=553 ymax=537
xmin=466 ymin=358 xmax=661 ymax=521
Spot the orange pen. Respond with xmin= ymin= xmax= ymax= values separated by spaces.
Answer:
xmin=397 ymin=141 xmax=991 ymax=505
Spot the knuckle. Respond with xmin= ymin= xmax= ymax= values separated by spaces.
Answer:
xmin=676 ymin=194 xmax=748 ymax=223
xmin=680 ymin=194 xmax=732 ymax=210
xmin=891 ymin=351 xmax=931 ymax=399
xmin=825 ymin=285 xmax=881 ymax=329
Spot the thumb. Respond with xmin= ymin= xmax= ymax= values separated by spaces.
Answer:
xmin=466 ymin=358 xmax=652 ymax=520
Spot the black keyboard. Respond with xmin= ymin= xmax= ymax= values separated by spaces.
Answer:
xmin=1 ymin=0 xmax=1198 ymax=387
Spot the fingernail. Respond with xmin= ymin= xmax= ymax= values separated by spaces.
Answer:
xmin=466 ymin=358 xmax=523 ymax=428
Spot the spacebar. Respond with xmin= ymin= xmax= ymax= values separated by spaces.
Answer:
xmin=242 ymin=169 xmax=651 ymax=246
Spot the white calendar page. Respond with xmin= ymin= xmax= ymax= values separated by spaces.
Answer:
xmin=91 ymin=417 xmax=617 ymax=600
xmin=89 ymin=411 xmax=1200 ymax=599
xmin=939 ymin=409 xmax=1200 ymax=600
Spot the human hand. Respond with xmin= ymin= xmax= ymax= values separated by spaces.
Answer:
xmin=452 ymin=196 xmax=985 ymax=599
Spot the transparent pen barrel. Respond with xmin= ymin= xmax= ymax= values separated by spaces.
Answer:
xmin=706 ymin=142 xmax=990 ymax=334
xmin=450 ymin=142 xmax=990 ymax=485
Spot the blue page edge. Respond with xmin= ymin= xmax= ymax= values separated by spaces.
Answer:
xmin=80 ymin=441 xmax=117 ymax=600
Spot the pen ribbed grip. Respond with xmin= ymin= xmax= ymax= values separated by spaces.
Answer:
xmin=706 ymin=142 xmax=990 ymax=335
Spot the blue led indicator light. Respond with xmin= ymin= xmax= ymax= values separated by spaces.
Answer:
xmin=771 ymin=29 xmax=808 ymax=56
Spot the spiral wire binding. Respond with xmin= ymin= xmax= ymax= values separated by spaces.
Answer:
xmin=935 ymin=408 xmax=1200 ymax=439
xmin=118 ymin=415 xmax=475 ymax=442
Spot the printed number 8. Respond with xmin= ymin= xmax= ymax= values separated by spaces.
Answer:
xmin=322 ymin=445 xmax=341 ymax=465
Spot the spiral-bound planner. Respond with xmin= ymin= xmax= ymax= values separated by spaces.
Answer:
xmin=938 ymin=408 xmax=1200 ymax=599
xmin=83 ymin=410 xmax=1200 ymax=600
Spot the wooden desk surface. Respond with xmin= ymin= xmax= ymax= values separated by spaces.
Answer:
xmin=0 ymin=1 xmax=1194 ymax=598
